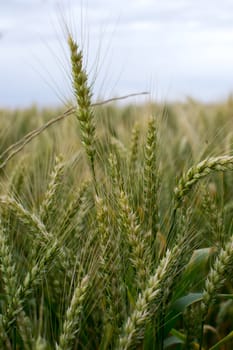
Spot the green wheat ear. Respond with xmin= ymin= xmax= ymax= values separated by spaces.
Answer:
xmin=39 ymin=154 xmax=65 ymax=225
xmin=174 ymin=155 xmax=233 ymax=207
xmin=143 ymin=116 xmax=159 ymax=246
xmin=68 ymin=35 xmax=97 ymax=187
xmin=56 ymin=275 xmax=89 ymax=350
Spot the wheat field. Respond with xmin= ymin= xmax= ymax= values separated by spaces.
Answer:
xmin=0 ymin=34 xmax=233 ymax=349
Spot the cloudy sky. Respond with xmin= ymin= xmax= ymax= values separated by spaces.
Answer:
xmin=1 ymin=0 xmax=233 ymax=107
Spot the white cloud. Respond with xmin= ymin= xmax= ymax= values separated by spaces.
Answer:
xmin=1 ymin=0 xmax=233 ymax=106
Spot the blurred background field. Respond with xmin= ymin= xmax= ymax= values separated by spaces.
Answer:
xmin=1 ymin=96 xmax=233 ymax=168
xmin=1 ymin=97 xmax=233 ymax=224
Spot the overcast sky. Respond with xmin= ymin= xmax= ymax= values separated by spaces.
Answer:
xmin=1 ymin=0 xmax=233 ymax=107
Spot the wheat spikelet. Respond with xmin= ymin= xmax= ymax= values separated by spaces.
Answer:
xmin=8 ymin=157 xmax=27 ymax=195
xmin=108 ymin=153 xmax=120 ymax=190
xmin=60 ymin=180 xmax=89 ymax=232
xmin=117 ymin=249 xmax=172 ymax=350
xmin=118 ymin=190 xmax=149 ymax=290
xmin=192 ymin=233 xmax=233 ymax=347
xmin=0 ymin=219 xmax=33 ymax=343
xmin=110 ymin=137 xmax=128 ymax=160
xmin=39 ymin=154 xmax=64 ymax=223
xmin=108 ymin=152 xmax=124 ymax=194
xmin=174 ymin=155 xmax=233 ymax=206
xmin=201 ymin=184 xmax=224 ymax=246
xmin=129 ymin=122 xmax=140 ymax=170
xmin=17 ymin=310 xmax=33 ymax=350
xmin=68 ymin=35 xmax=96 ymax=184
xmin=0 ymin=195 xmax=56 ymax=267
xmin=0 ymin=195 xmax=70 ymax=293
xmin=0 ymin=219 xmax=33 ymax=344
xmin=143 ymin=116 xmax=159 ymax=256
xmin=22 ymin=240 xmax=59 ymax=297
xmin=0 ymin=195 xmax=48 ymax=241
xmin=2 ymin=239 xmax=59 ymax=333
xmin=56 ymin=274 xmax=89 ymax=350
xmin=201 ymin=234 xmax=233 ymax=318
xmin=0 ymin=218 xmax=18 ymax=304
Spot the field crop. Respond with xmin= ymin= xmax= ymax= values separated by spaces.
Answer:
xmin=0 ymin=34 xmax=233 ymax=349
